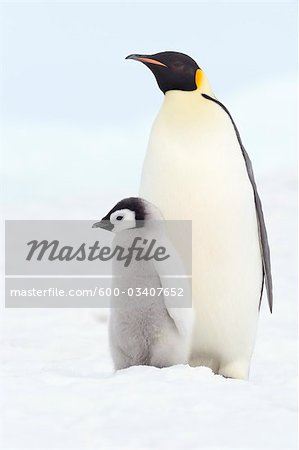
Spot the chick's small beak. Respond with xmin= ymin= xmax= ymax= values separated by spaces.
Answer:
xmin=92 ymin=220 xmax=114 ymax=231
xmin=126 ymin=54 xmax=167 ymax=67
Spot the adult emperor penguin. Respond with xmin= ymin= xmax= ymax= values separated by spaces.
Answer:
xmin=126 ymin=51 xmax=273 ymax=379
xmin=93 ymin=197 xmax=193 ymax=370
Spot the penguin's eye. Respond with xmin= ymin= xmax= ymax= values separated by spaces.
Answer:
xmin=116 ymin=215 xmax=123 ymax=221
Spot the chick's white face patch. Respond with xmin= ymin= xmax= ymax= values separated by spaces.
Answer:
xmin=110 ymin=209 xmax=136 ymax=232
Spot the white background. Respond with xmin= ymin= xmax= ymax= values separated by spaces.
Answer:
xmin=1 ymin=1 xmax=297 ymax=449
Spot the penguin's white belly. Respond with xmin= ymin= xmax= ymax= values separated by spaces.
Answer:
xmin=140 ymin=92 xmax=263 ymax=379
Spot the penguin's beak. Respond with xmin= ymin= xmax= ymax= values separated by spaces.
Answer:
xmin=92 ymin=220 xmax=114 ymax=231
xmin=126 ymin=54 xmax=167 ymax=68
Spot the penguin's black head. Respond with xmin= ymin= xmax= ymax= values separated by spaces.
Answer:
xmin=92 ymin=197 xmax=147 ymax=232
xmin=126 ymin=51 xmax=201 ymax=94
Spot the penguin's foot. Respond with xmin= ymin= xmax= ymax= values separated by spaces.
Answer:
xmin=188 ymin=354 xmax=220 ymax=374
xmin=218 ymin=360 xmax=249 ymax=380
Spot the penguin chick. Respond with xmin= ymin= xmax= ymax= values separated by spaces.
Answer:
xmin=93 ymin=197 xmax=193 ymax=370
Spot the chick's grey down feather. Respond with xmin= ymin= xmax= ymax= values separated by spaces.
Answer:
xmin=107 ymin=211 xmax=192 ymax=370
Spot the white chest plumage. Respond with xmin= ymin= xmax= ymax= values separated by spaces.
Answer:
xmin=140 ymin=89 xmax=263 ymax=379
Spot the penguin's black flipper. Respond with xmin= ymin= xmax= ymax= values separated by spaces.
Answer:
xmin=202 ymin=94 xmax=273 ymax=313
xmin=238 ymin=146 xmax=273 ymax=313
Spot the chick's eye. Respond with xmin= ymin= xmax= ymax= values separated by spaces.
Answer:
xmin=116 ymin=216 xmax=123 ymax=221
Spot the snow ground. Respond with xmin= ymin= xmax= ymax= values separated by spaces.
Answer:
xmin=1 ymin=173 xmax=297 ymax=450
xmin=1 ymin=78 xmax=298 ymax=449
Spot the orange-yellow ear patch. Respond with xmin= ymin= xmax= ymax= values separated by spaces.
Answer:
xmin=195 ymin=69 xmax=203 ymax=89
